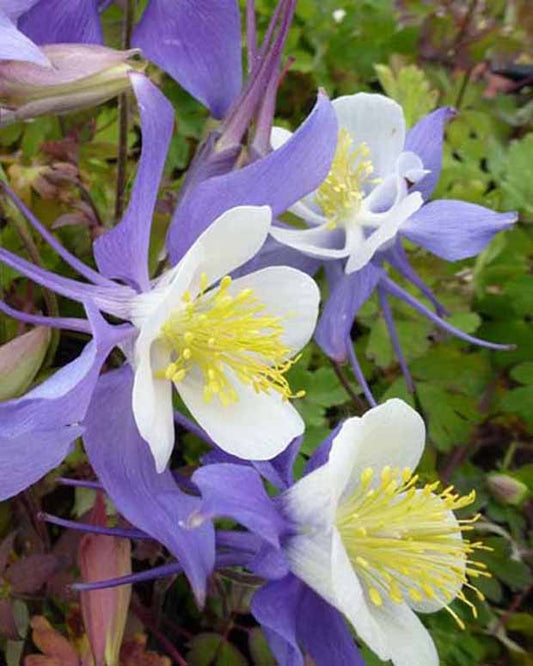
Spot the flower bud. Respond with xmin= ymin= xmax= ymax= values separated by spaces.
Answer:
xmin=0 ymin=43 xmax=142 ymax=126
xmin=487 ymin=473 xmax=529 ymax=506
xmin=79 ymin=493 xmax=132 ymax=666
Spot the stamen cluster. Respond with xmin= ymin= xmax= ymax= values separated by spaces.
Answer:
xmin=315 ymin=128 xmax=374 ymax=228
xmin=336 ymin=466 xmax=490 ymax=627
xmin=158 ymin=274 xmax=304 ymax=406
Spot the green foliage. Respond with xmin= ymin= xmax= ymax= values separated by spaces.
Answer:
xmin=1 ymin=1 xmax=532 ymax=664
xmin=374 ymin=62 xmax=439 ymax=126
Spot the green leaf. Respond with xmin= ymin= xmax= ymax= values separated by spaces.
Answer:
xmin=374 ymin=63 xmax=438 ymax=127
xmin=500 ymin=385 xmax=533 ymax=428
xmin=510 ymin=362 xmax=533 ymax=385
xmin=188 ymin=633 xmax=247 ymax=666
xmin=477 ymin=537 xmax=533 ymax=592
xmin=416 ymin=383 xmax=480 ymax=451
xmin=500 ymin=133 xmax=533 ymax=216
xmin=0 ymin=327 xmax=51 ymax=401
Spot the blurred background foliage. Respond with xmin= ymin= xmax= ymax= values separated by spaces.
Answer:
xmin=0 ymin=0 xmax=532 ymax=664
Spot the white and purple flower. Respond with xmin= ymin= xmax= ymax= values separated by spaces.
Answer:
xmin=193 ymin=400 xmax=489 ymax=666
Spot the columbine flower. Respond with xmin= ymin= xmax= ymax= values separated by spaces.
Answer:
xmin=280 ymin=399 xmax=489 ymax=665
xmin=128 ymin=206 xmax=320 ymax=469
xmin=264 ymin=92 xmax=517 ymax=403
xmin=0 ymin=64 xmax=332 ymax=505
xmin=269 ymin=93 xmax=427 ymax=273
xmin=191 ymin=399 xmax=490 ymax=666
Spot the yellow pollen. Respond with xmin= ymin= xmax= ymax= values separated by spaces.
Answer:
xmin=315 ymin=128 xmax=374 ymax=227
xmin=336 ymin=466 xmax=490 ymax=628
xmin=156 ymin=274 xmax=303 ymax=406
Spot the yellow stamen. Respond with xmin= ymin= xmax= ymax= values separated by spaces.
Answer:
xmin=157 ymin=274 xmax=303 ymax=406
xmin=336 ymin=468 xmax=490 ymax=626
xmin=315 ymin=128 xmax=374 ymax=226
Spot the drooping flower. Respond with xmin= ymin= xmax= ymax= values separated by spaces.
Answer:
xmin=191 ymin=399 xmax=491 ymax=666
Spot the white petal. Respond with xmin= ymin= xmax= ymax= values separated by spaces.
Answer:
xmin=284 ymin=529 xmax=337 ymax=607
xmin=397 ymin=151 xmax=429 ymax=183
xmin=367 ymin=600 xmax=439 ymax=666
xmin=194 ymin=205 xmax=272 ymax=288
xmin=270 ymin=125 xmax=293 ymax=150
xmin=345 ymin=191 xmax=423 ymax=274
xmin=282 ymin=464 xmax=336 ymax=528
xmin=132 ymin=339 xmax=175 ymax=472
xmin=333 ymin=93 xmax=406 ymax=179
xmin=128 ymin=241 xmax=203 ymax=330
xmin=290 ymin=198 xmax=329 ymax=226
xmin=129 ymin=248 xmax=204 ymax=471
xmin=226 ymin=266 xmax=320 ymax=353
xmin=331 ymin=530 xmax=391 ymax=661
xmin=364 ymin=174 xmax=405 ymax=214
xmin=329 ymin=399 xmax=426 ymax=501
xmin=270 ymin=222 xmax=351 ymax=260
xmin=177 ymin=366 xmax=304 ymax=460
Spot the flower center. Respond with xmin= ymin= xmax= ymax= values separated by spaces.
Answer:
xmin=315 ymin=128 xmax=375 ymax=229
xmin=336 ymin=466 xmax=490 ymax=627
xmin=158 ymin=274 xmax=304 ymax=406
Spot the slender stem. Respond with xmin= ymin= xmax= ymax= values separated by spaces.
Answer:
xmin=455 ymin=67 xmax=473 ymax=110
xmin=452 ymin=0 xmax=479 ymax=55
xmin=8 ymin=209 xmax=60 ymax=365
xmin=114 ymin=0 xmax=135 ymax=222
xmin=346 ymin=336 xmax=376 ymax=407
xmin=329 ymin=358 xmax=366 ymax=411
xmin=131 ymin=598 xmax=189 ymax=666
xmin=378 ymin=287 xmax=414 ymax=392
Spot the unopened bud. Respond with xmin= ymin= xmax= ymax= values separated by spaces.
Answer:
xmin=487 ymin=473 xmax=529 ymax=506
xmin=79 ymin=493 xmax=131 ymax=666
xmin=0 ymin=44 xmax=143 ymax=126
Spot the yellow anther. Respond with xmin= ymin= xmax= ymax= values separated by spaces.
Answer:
xmin=158 ymin=274 xmax=304 ymax=407
xmin=220 ymin=275 xmax=232 ymax=289
xmin=335 ymin=465 xmax=488 ymax=628
xmin=360 ymin=468 xmax=373 ymax=485
xmin=315 ymin=129 xmax=375 ymax=225
xmin=402 ymin=467 xmax=412 ymax=483
xmin=173 ymin=369 xmax=186 ymax=382
xmin=369 ymin=588 xmax=383 ymax=607
xmin=380 ymin=466 xmax=392 ymax=485
xmin=165 ymin=362 xmax=177 ymax=381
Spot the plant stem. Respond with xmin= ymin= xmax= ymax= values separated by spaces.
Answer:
xmin=114 ymin=0 xmax=135 ymax=222
xmin=9 ymin=210 xmax=60 ymax=366
xmin=330 ymin=358 xmax=366 ymax=412
xmin=131 ymin=598 xmax=188 ymax=666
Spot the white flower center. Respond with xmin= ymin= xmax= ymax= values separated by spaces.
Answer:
xmin=315 ymin=128 xmax=376 ymax=229
xmin=157 ymin=274 xmax=304 ymax=406
xmin=336 ymin=466 xmax=490 ymax=627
